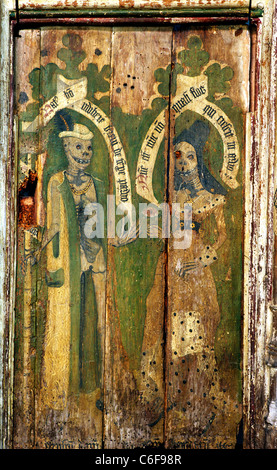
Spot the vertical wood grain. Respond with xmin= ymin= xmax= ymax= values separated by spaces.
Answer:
xmin=165 ymin=25 xmax=250 ymax=449
xmin=103 ymin=26 xmax=172 ymax=448
xmin=12 ymin=24 xmax=252 ymax=450
xmin=13 ymin=29 xmax=41 ymax=448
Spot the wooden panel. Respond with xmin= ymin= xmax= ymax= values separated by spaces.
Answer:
xmin=13 ymin=24 xmax=250 ymax=449
xmin=11 ymin=1 xmax=258 ymax=11
xmin=165 ymin=25 xmax=250 ymax=449
xmin=36 ymin=27 xmax=113 ymax=449
xmin=103 ymin=27 xmax=171 ymax=448
xmin=13 ymin=28 xmax=41 ymax=448
xmin=14 ymin=27 xmax=113 ymax=449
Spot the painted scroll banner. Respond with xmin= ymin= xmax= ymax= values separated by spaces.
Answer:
xmin=72 ymin=99 xmax=132 ymax=207
xmin=22 ymin=75 xmax=132 ymax=207
xmin=136 ymin=74 xmax=240 ymax=205
xmin=135 ymin=110 xmax=166 ymax=206
xmin=172 ymin=74 xmax=240 ymax=190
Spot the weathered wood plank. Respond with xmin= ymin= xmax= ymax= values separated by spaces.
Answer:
xmin=13 ymin=27 xmax=115 ymax=449
xmin=12 ymin=0 xmax=260 ymax=12
xmin=1 ymin=0 xmax=276 ymax=451
xmin=103 ymin=26 xmax=172 ymax=448
xmin=12 ymin=23 xmax=252 ymax=450
xmin=165 ymin=25 xmax=250 ymax=449
xmin=13 ymin=28 xmax=41 ymax=449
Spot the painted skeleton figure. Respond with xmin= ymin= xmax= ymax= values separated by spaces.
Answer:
xmin=139 ymin=121 xmax=240 ymax=435
xmin=33 ymin=114 xmax=106 ymax=410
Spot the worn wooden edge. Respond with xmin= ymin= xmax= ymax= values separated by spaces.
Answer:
xmin=254 ymin=1 xmax=276 ymax=448
xmin=264 ymin=0 xmax=277 ymax=448
xmin=0 ymin=3 xmax=13 ymax=450
xmin=242 ymin=0 xmax=277 ymax=449
xmin=9 ymin=7 xmax=264 ymax=18
xmin=10 ymin=18 xmax=263 ymax=34
xmin=243 ymin=111 xmax=253 ymax=449
xmin=0 ymin=0 xmax=277 ymax=450
xmin=6 ymin=27 xmax=17 ymax=451
xmin=6 ymin=0 xmax=266 ymax=10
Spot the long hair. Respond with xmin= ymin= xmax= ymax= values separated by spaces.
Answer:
xmin=173 ymin=120 xmax=227 ymax=196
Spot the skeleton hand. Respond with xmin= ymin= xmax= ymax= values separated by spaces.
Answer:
xmin=24 ymin=247 xmax=42 ymax=267
xmin=109 ymin=222 xmax=140 ymax=247
xmin=174 ymin=259 xmax=201 ymax=278
xmin=174 ymin=245 xmax=218 ymax=278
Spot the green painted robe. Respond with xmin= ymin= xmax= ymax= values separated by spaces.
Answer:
xmin=41 ymin=170 xmax=103 ymax=410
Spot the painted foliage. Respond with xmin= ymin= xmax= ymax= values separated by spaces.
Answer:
xmin=14 ymin=26 xmax=249 ymax=449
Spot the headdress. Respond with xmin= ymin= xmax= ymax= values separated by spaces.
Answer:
xmin=173 ymin=120 xmax=210 ymax=156
xmin=173 ymin=120 xmax=227 ymax=196
xmin=55 ymin=110 xmax=94 ymax=140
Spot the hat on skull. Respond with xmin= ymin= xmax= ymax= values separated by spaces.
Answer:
xmin=55 ymin=110 xmax=94 ymax=140
xmin=59 ymin=123 xmax=94 ymax=140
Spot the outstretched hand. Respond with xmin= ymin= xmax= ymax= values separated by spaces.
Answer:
xmin=174 ymin=245 xmax=218 ymax=278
